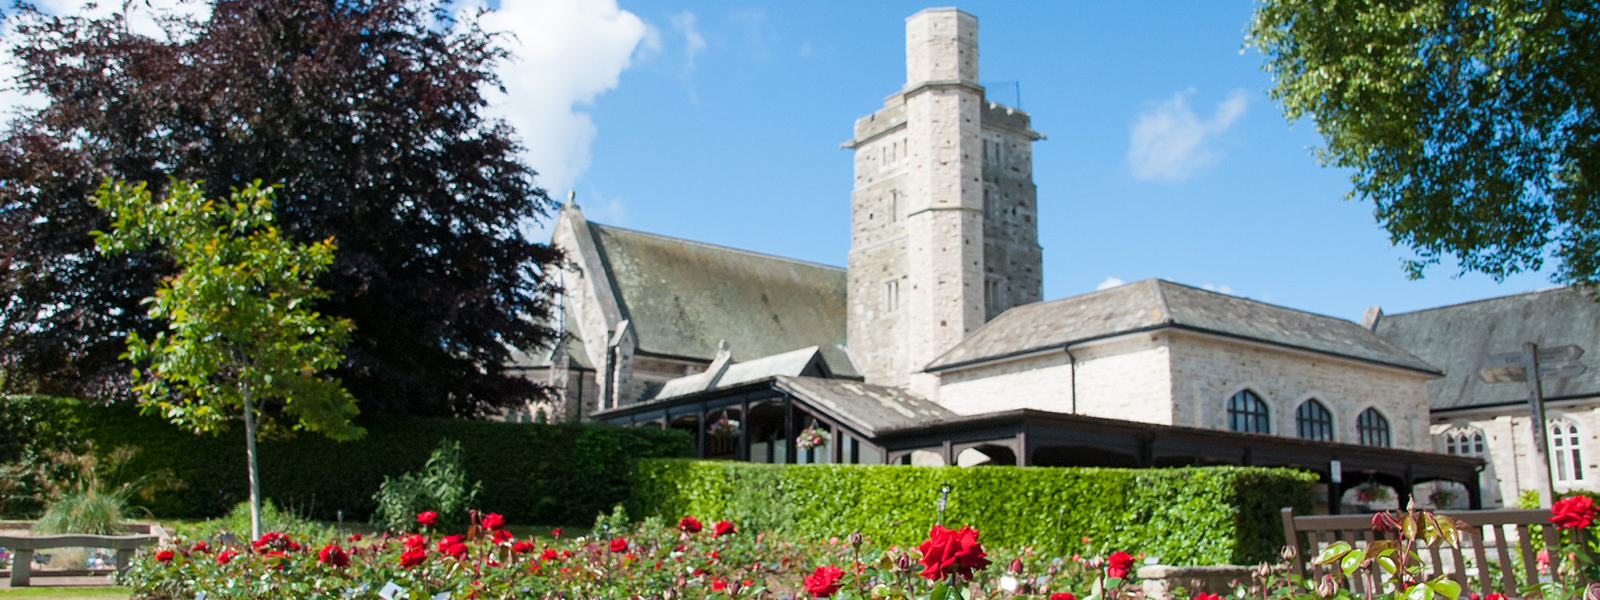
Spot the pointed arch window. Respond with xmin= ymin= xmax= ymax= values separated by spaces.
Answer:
xmin=1295 ymin=399 xmax=1334 ymax=441
xmin=1442 ymin=428 xmax=1485 ymax=456
xmin=1227 ymin=390 xmax=1270 ymax=434
xmin=1550 ymin=420 xmax=1584 ymax=483
xmin=1357 ymin=408 xmax=1391 ymax=447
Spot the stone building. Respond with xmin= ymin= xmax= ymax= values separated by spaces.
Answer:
xmin=514 ymin=8 xmax=1480 ymax=507
xmin=1373 ymin=286 xmax=1600 ymax=508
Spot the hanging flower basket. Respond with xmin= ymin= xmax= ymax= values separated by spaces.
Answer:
xmin=707 ymin=416 xmax=740 ymax=440
xmin=1354 ymin=482 xmax=1391 ymax=503
xmin=795 ymin=425 xmax=832 ymax=451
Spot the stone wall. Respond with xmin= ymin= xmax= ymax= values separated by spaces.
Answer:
xmin=1432 ymin=399 xmax=1600 ymax=508
xmin=1166 ymin=331 xmax=1433 ymax=451
xmin=933 ymin=333 xmax=1174 ymax=424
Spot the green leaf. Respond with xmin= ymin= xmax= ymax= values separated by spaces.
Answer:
xmin=1314 ymin=541 xmax=1353 ymax=565
xmin=931 ymin=582 xmax=952 ymax=600
xmin=1340 ymin=550 xmax=1364 ymax=576
xmin=1427 ymin=579 xmax=1461 ymax=600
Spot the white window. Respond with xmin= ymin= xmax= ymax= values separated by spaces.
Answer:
xmin=1443 ymin=428 xmax=1486 ymax=457
xmin=1551 ymin=420 xmax=1584 ymax=483
xmin=883 ymin=279 xmax=899 ymax=313
xmin=984 ymin=277 xmax=1002 ymax=313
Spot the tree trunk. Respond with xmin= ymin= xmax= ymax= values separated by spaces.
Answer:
xmin=242 ymin=390 xmax=262 ymax=540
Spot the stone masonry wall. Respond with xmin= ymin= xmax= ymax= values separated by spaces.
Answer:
xmin=1432 ymin=400 xmax=1600 ymax=508
xmin=934 ymin=334 xmax=1174 ymax=424
xmin=1166 ymin=331 xmax=1433 ymax=451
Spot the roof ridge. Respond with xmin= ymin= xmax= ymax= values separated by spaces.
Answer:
xmin=590 ymin=222 xmax=846 ymax=272
xmin=1382 ymin=285 xmax=1578 ymax=318
xmin=1156 ymin=279 xmax=1365 ymax=326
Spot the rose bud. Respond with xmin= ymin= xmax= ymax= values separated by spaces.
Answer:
xmin=1256 ymin=563 xmax=1272 ymax=578
xmin=848 ymin=532 xmax=864 ymax=548
xmin=662 ymin=588 xmax=679 ymax=600
xmin=1281 ymin=546 xmax=1297 ymax=562
xmin=1047 ymin=564 xmax=1060 ymax=576
xmin=1011 ymin=557 xmax=1025 ymax=573
xmin=1317 ymin=574 xmax=1338 ymax=598
xmin=895 ymin=554 xmax=912 ymax=572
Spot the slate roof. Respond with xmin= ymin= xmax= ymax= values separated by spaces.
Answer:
xmin=775 ymin=376 xmax=959 ymax=437
xmin=1375 ymin=286 xmax=1600 ymax=411
xmin=654 ymin=347 xmax=830 ymax=401
xmin=587 ymin=223 xmax=857 ymax=377
xmin=926 ymin=279 xmax=1439 ymax=374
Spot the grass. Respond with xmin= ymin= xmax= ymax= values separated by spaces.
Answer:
xmin=0 ymin=587 xmax=130 ymax=599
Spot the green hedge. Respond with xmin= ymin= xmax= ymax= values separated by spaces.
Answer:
xmin=629 ymin=459 xmax=1315 ymax=566
xmin=49 ymin=399 xmax=690 ymax=525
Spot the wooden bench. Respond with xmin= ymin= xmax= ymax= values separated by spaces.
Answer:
xmin=1281 ymin=507 xmax=1582 ymax=598
xmin=0 ymin=532 xmax=161 ymax=587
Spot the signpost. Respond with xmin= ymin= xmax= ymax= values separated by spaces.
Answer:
xmin=1478 ymin=343 xmax=1586 ymax=508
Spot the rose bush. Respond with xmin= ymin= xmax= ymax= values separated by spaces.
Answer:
xmin=121 ymin=510 xmax=1132 ymax=600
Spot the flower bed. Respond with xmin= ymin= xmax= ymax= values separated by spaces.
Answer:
xmin=121 ymin=510 xmax=1135 ymax=600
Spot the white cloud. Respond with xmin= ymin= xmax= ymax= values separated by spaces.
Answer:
xmin=1127 ymin=88 xmax=1249 ymax=182
xmin=670 ymin=11 xmax=706 ymax=71
xmin=1096 ymin=276 xmax=1125 ymax=291
xmin=1201 ymin=283 xmax=1234 ymax=295
xmin=472 ymin=0 xmax=649 ymax=196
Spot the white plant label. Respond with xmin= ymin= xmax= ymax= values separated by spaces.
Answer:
xmin=378 ymin=581 xmax=404 ymax=600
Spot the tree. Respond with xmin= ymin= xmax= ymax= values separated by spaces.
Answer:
xmin=1248 ymin=0 xmax=1600 ymax=285
xmin=92 ymin=179 xmax=361 ymax=539
xmin=0 ymin=0 xmax=560 ymax=416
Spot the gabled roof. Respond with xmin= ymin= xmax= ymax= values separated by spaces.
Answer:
xmin=587 ymin=223 xmax=857 ymax=377
xmin=926 ymin=279 xmax=1439 ymax=375
xmin=1375 ymin=286 xmax=1600 ymax=411
xmin=654 ymin=346 xmax=831 ymax=401
xmin=595 ymin=374 xmax=958 ymax=438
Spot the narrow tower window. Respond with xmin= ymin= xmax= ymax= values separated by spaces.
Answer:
xmin=883 ymin=280 xmax=899 ymax=313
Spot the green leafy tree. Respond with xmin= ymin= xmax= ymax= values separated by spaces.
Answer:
xmin=92 ymin=179 xmax=362 ymax=538
xmin=1248 ymin=0 xmax=1600 ymax=285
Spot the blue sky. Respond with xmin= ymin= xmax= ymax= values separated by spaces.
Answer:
xmin=545 ymin=0 xmax=1558 ymax=323
xmin=5 ymin=0 xmax=1561 ymax=323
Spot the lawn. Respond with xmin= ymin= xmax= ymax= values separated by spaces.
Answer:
xmin=0 ymin=587 xmax=130 ymax=599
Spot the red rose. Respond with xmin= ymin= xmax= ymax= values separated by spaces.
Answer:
xmin=286 ymin=540 xmax=301 ymax=552
xmin=1106 ymin=551 xmax=1134 ymax=579
xmin=679 ymin=516 xmax=704 ymax=533
xmin=348 ymin=533 xmax=362 ymax=542
xmin=252 ymin=531 xmax=288 ymax=550
xmin=512 ymin=541 xmax=536 ymax=554
xmin=318 ymin=544 xmax=350 ymax=568
xmin=714 ymin=520 xmax=737 ymax=537
xmin=437 ymin=534 xmax=465 ymax=553
xmin=1551 ymin=496 xmax=1597 ymax=530
xmin=551 ymin=528 xmax=562 ymax=537
xmin=917 ymin=525 xmax=992 ymax=581
xmin=1486 ymin=594 xmax=1507 ymax=600
xmin=493 ymin=529 xmax=513 ymax=544
xmin=155 ymin=549 xmax=175 ymax=563
xmin=215 ymin=550 xmax=238 ymax=565
xmin=480 ymin=513 xmax=505 ymax=531
xmin=803 ymin=565 xmax=845 ymax=598
xmin=712 ymin=578 xmax=728 ymax=591
xmin=541 ymin=548 xmax=560 ymax=561
xmin=417 ymin=511 xmax=439 ymax=527
xmin=190 ymin=541 xmax=210 ymax=554
xmin=610 ymin=538 xmax=629 ymax=553
xmin=400 ymin=547 xmax=427 ymax=568
xmin=1051 ymin=594 xmax=1077 ymax=600
xmin=1194 ymin=594 xmax=1224 ymax=600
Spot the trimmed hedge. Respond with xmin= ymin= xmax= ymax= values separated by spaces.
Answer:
xmin=52 ymin=399 xmax=691 ymax=525
xmin=629 ymin=459 xmax=1316 ymax=566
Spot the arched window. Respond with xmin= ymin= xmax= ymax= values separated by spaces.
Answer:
xmin=1227 ymin=390 xmax=1270 ymax=434
xmin=1442 ymin=428 xmax=1485 ymax=456
xmin=1357 ymin=408 xmax=1391 ymax=447
xmin=1295 ymin=399 xmax=1334 ymax=441
xmin=1550 ymin=420 xmax=1584 ymax=483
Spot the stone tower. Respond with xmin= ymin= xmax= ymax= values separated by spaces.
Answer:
xmin=844 ymin=8 xmax=1043 ymax=398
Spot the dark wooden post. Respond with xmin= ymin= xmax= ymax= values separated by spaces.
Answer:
xmin=784 ymin=397 xmax=796 ymax=464
xmin=1015 ymin=430 xmax=1029 ymax=466
xmin=737 ymin=398 xmax=750 ymax=462
xmin=696 ymin=404 xmax=707 ymax=459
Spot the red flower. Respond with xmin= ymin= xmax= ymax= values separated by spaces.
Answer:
xmin=714 ymin=520 xmax=737 ymax=537
xmin=480 ymin=513 xmax=505 ymax=531
xmin=318 ymin=544 xmax=350 ymax=568
xmin=803 ymin=565 xmax=845 ymax=597
xmin=610 ymin=538 xmax=629 ymax=553
xmin=215 ymin=550 xmax=238 ymax=565
xmin=416 ymin=511 xmax=439 ymax=527
xmin=190 ymin=541 xmax=210 ymax=554
xmin=541 ymin=548 xmax=560 ymax=561
xmin=1051 ymin=594 xmax=1076 ymax=600
xmin=493 ymin=529 xmax=514 ymax=544
xmin=155 ymin=549 xmax=175 ymax=563
xmin=1194 ymin=594 xmax=1223 ymax=600
xmin=286 ymin=540 xmax=302 ymax=552
xmin=679 ymin=516 xmax=704 ymax=533
xmin=1551 ymin=496 xmax=1597 ymax=530
xmin=712 ymin=578 xmax=728 ymax=591
xmin=917 ymin=525 xmax=991 ymax=581
xmin=400 ymin=547 xmax=427 ymax=568
xmin=348 ymin=533 xmax=362 ymax=542
xmin=1106 ymin=551 xmax=1135 ymax=579
xmin=252 ymin=531 xmax=288 ymax=550
xmin=551 ymin=528 xmax=562 ymax=537
xmin=1486 ymin=594 xmax=1506 ymax=600
xmin=512 ymin=541 xmax=536 ymax=554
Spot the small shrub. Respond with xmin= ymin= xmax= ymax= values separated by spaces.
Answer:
xmin=371 ymin=439 xmax=482 ymax=532
xmin=180 ymin=500 xmax=332 ymax=543
xmin=32 ymin=446 xmax=179 ymax=535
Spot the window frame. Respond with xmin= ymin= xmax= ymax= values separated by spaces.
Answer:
xmin=1357 ymin=408 xmax=1391 ymax=448
xmin=1227 ymin=390 xmax=1271 ymax=434
xmin=1295 ymin=399 xmax=1335 ymax=441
